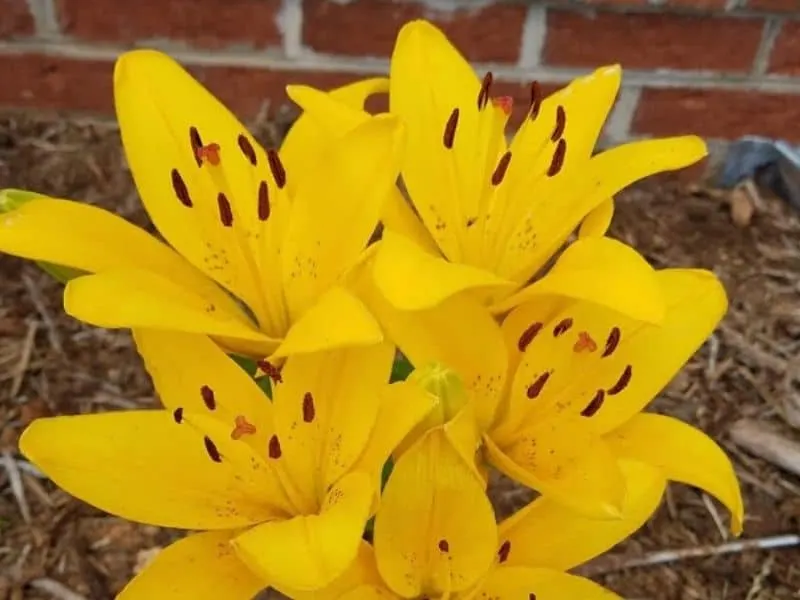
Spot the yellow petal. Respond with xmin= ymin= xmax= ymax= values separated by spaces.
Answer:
xmin=353 ymin=380 xmax=438 ymax=485
xmin=132 ymin=330 xmax=276 ymax=457
xmin=374 ymin=429 xmax=496 ymax=597
xmin=281 ymin=114 xmax=405 ymax=320
xmin=280 ymin=542 xmax=388 ymax=600
xmin=341 ymin=586 xmax=397 ymax=600
xmin=498 ymin=460 xmax=665 ymax=570
xmin=510 ymin=65 xmax=621 ymax=174
xmin=498 ymin=136 xmax=708 ymax=282
xmin=284 ymin=84 xmax=439 ymax=260
xmin=495 ymin=268 xmax=725 ymax=439
xmin=490 ymin=66 xmax=621 ymax=265
xmin=273 ymin=286 xmax=384 ymax=358
xmin=273 ymin=343 xmax=394 ymax=504
xmin=64 ymin=269 xmax=278 ymax=356
xmin=329 ymin=78 xmax=390 ymax=108
xmin=484 ymin=425 xmax=626 ymax=519
xmin=373 ymin=231 xmax=513 ymax=310
xmin=480 ymin=567 xmax=621 ymax=600
xmin=606 ymin=413 xmax=744 ymax=535
xmin=390 ymin=20 xmax=485 ymax=262
xmin=380 ymin=187 xmax=440 ymax=256
xmin=579 ymin=198 xmax=615 ymax=238
xmin=232 ymin=471 xmax=373 ymax=592
xmin=491 ymin=236 xmax=664 ymax=323
xmin=587 ymin=268 xmax=727 ymax=433
xmin=19 ymin=411 xmax=282 ymax=529
xmin=115 ymin=50 xmax=284 ymax=327
xmin=118 ymin=530 xmax=264 ymax=600
xmin=281 ymin=78 xmax=388 ymax=193
xmin=0 ymin=198 xmax=244 ymax=313
xmin=287 ymin=84 xmax=371 ymax=136
xmin=357 ymin=271 xmax=507 ymax=432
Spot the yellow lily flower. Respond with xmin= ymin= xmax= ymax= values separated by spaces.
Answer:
xmin=286 ymin=19 xmax=706 ymax=322
xmin=18 ymin=331 xmax=435 ymax=596
xmin=357 ymin=264 xmax=744 ymax=530
xmin=0 ymin=49 xmax=405 ymax=360
xmin=296 ymin=427 xmax=668 ymax=600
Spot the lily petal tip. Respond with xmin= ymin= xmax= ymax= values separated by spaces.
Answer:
xmin=113 ymin=48 xmax=177 ymax=88
xmin=17 ymin=419 xmax=44 ymax=462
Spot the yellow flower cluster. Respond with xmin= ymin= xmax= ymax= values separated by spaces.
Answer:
xmin=0 ymin=19 xmax=743 ymax=600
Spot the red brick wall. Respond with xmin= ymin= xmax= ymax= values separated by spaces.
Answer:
xmin=1 ymin=0 xmax=799 ymax=143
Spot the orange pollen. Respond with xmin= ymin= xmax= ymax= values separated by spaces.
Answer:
xmin=196 ymin=143 xmax=221 ymax=166
xmin=492 ymin=96 xmax=514 ymax=115
xmin=573 ymin=331 xmax=597 ymax=353
xmin=231 ymin=415 xmax=257 ymax=440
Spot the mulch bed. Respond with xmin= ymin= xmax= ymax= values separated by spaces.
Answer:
xmin=1 ymin=113 xmax=799 ymax=600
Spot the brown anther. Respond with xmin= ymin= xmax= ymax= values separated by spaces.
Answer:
xmin=438 ymin=539 xmax=450 ymax=552
xmin=477 ymin=71 xmax=493 ymax=110
xmin=231 ymin=415 xmax=257 ymax=440
xmin=553 ymin=318 xmax=573 ymax=337
xmin=492 ymin=96 xmax=513 ymax=116
xmin=443 ymin=108 xmax=459 ymax=149
xmin=602 ymin=327 xmax=621 ymax=358
xmin=204 ymin=436 xmax=222 ymax=462
xmin=518 ymin=322 xmax=543 ymax=352
xmin=267 ymin=149 xmax=287 ymax=189
xmin=172 ymin=407 xmax=184 ymax=424
xmin=547 ymin=139 xmax=567 ymax=177
xmin=551 ymin=105 xmax=566 ymax=142
xmin=529 ymin=81 xmax=542 ymax=120
xmin=498 ymin=540 xmax=511 ymax=563
xmin=257 ymin=180 xmax=270 ymax=221
xmin=526 ymin=371 xmax=551 ymax=399
xmin=607 ymin=365 xmax=632 ymax=396
xmin=303 ymin=392 xmax=316 ymax=423
xmin=237 ymin=134 xmax=258 ymax=166
xmin=196 ymin=143 xmax=221 ymax=167
xmin=529 ymin=594 xmax=537 ymax=600
xmin=171 ymin=169 xmax=192 ymax=207
xmin=573 ymin=331 xmax=597 ymax=353
xmin=257 ymin=360 xmax=283 ymax=384
xmin=581 ymin=390 xmax=605 ymax=417
xmin=268 ymin=434 xmax=282 ymax=459
xmin=200 ymin=385 xmax=216 ymax=410
xmin=491 ymin=151 xmax=512 ymax=186
xmin=217 ymin=192 xmax=233 ymax=227
xmin=189 ymin=127 xmax=203 ymax=166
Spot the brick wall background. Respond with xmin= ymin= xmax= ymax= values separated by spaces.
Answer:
xmin=1 ymin=0 xmax=800 ymax=146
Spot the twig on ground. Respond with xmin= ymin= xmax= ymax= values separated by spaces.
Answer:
xmin=29 ymin=578 xmax=88 ymax=600
xmin=579 ymin=534 xmax=800 ymax=577
xmin=1 ymin=450 xmax=30 ymax=523
xmin=22 ymin=273 xmax=62 ymax=354
xmin=10 ymin=320 xmax=37 ymax=397
xmin=730 ymin=418 xmax=800 ymax=478
xmin=701 ymin=493 xmax=729 ymax=541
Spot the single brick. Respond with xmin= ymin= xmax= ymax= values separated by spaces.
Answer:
xmin=544 ymin=10 xmax=764 ymax=72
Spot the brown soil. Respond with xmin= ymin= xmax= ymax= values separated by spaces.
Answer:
xmin=1 ymin=113 xmax=799 ymax=600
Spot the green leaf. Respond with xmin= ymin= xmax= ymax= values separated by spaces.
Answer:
xmin=255 ymin=375 xmax=273 ymax=400
xmin=230 ymin=354 xmax=258 ymax=377
xmin=390 ymin=353 xmax=414 ymax=383
xmin=0 ymin=188 xmax=85 ymax=283
xmin=0 ymin=188 xmax=42 ymax=212
xmin=380 ymin=457 xmax=394 ymax=490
